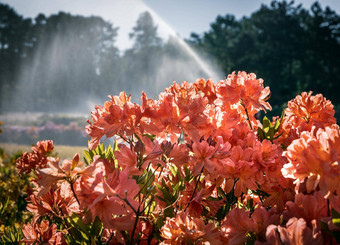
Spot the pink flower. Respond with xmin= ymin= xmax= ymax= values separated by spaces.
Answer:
xmin=216 ymin=71 xmax=271 ymax=125
xmin=114 ymin=144 xmax=140 ymax=175
xmin=21 ymin=220 xmax=66 ymax=245
xmin=265 ymin=218 xmax=323 ymax=245
xmin=283 ymin=192 xmax=328 ymax=224
xmin=179 ymin=180 xmax=224 ymax=218
xmin=230 ymin=146 xmax=258 ymax=197
xmin=220 ymin=208 xmax=256 ymax=245
xmin=252 ymin=206 xmax=280 ymax=240
xmin=75 ymin=156 xmax=139 ymax=230
xmin=86 ymin=92 xmax=142 ymax=150
xmin=16 ymin=140 xmax=54 ymax=174
xmin=166 ymin=142 xmax=190 ymax=167
xmin=160 ymin=211 xmax=221 ymax=244
xmin=190 ymin=140 xmax=216 ymax=176
xmin=283 ymin=125 xmax=340 ymax=197
xmin=279 ymin=91 xmax=336 ymax=146
xmin=26 ymin=186 xmax=79 ymax=222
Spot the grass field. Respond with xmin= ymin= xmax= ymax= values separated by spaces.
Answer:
xmin=0 ymin=143 xmax=87 ymax=160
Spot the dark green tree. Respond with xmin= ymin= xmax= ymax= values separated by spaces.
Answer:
xmin=122 ymin=11 xmax=163 ymax=98
xmin=4 ymin=10 xmax=120 ymax=112
xmin=0 ymin=4 xmax=33 ymax=111
xmin=189 ymin=1 xmax=340 ymax=117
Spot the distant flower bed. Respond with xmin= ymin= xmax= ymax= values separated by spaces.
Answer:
xmin=1 ymin=71 xmax=339 ymax=244
xmin=0 ymin=121 xmax=87 ymax=146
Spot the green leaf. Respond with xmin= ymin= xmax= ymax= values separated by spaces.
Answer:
xmin=143 ymin=133 xmax=156 ymax=141
xmin=137 ymin=171 xmax=148 ymax=185
xmin=215 ymin=205 xmax=227 ymax=222
xmin=155 ymin=195 xmax=167 ymax=202
xmin=100 ymin=144 xmax=105 ymax=154
xmin=184 ymin=166 xmax=192 ymax=182
xmin=274 ymin=120 xmax=280 ymax=131
xmin=262 ymin=116 xmax=271 ymax=133
xmin=106 ymin=144 xmax=113 ymax=159
xmin=332 ymin=208 xmax=340 ymax=218
xmin=257 ymin=127 xmax=265 ymax=141
xmin=170 ymin=165 xmax=177 ymax=177
xmin=163 ymin=205 xmax=175 ymax=218
xmin=84 ymin=150 xmax=92 ymax=164
xmin=275 ymin=109 xmax=285 ymax=131
xmin=67 ymin=213 xmax=90 ymax=241
xmin=333 ymin=218 xmax=340 ymax=228
xmin=90 ymin=216 xmax=103 ymax=237
xmin=332 ymin=208 xmax=340 ymax=229
xmin=113 ymin=140 xmax=119 ymax=151
xmin=217 ymin=187 xmax=227 ymax=198
xmin=173 ymin=181 xmax=182 ymax=194
xmin=160 ymin=185 xmax=172 ymax=201
xmin=268 ymin=127 xmax=275 ymax=139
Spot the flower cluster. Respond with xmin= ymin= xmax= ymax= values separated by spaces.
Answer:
xmin=21 ymin=220 xmax=66 ymax=245
xmin=16 ymin=140 xmax=54 ymax=174
xmin=86 ymin=71 xmax=271 ymax=148
xmin=16 ymin=71 xmax=340 ymax=244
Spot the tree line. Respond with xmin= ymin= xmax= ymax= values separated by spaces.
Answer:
xmin=189 ymin=1 xmax=340 ymax=116
xmin=0 ymin=1 xmax=339 ymax=117
xmin=0 ymin=5 xmax=200 ymax=113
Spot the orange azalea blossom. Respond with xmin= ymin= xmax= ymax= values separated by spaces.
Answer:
xmin=179 ymin=180 xmax=224 ymax=218
xmin=136 ymin=220 xmax=159 ymax=245
xmin=220 ymin=208 xmax=256 ymax=245
xmin=140 ymin=136 xmax=164 ymax=167
xmin=193 ymin=78 xmax=217 ymax=104
xmin=101 ymin=229 xmax=126 ymax=244
xmin=261 ymin=182 xmax=295 ymax=212
xmin=16 ymin=140 xmax=54 ymax=174
xmin=265 ymin=217 xmax=323 ymax=245
xmin=251 ymin=206 xmax=280 ymax=241
xmin=166 ymin=142 xmax=190 ymax=167
xmin=86 ymin=71 xmax=272 ymax=149
xmin=283 ymin=191 xmax=328 ymax=224
xmin=221 ymin=206 xmax=280 ymax=244
xmin=329 ymin=194 xmax=340 ymax=213
xmin=160 ymin=211 xmax=221 ymax=244
xmin=278 ymin=91 xmax=336 ymax=146
xmin=167 ymin=82 xmax=211 ymax=141
xmin=190 ymin=139 xmax=216 ymax=176
xmin=36 ymin=153 xmax=82 ymax=196
xmin=216 ymin=71 xmax=271 ymax=126
xmin=21 ymin=220 xmax=66 ymax=245
xmin=253 ymin=139 xmax=285 ymax=182
xmin=75 ymin=156 xmax=139 ymax=229
xmin=210 ymin=105 xmax=241 ymax=141
xmin=26 ymin=186 xmax=79 ymax=222
xmin=86 ymin=91 xmax=142 ymax=150
xmin=230 ymin=145 xmax=258 ymax=197
xmin=140 ymin=91 xmax=181 ymax=142
xmin=114 ymin=144 xmax=140 ymax=175
xmin=283 ymin=125 xmax=340 ymax=197
xmin=188 ymin=136 xmax=232 ymax=179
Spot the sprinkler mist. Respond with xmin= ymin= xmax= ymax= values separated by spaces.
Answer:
xmin=0 ymin=0 xmax=225 ymax=146
xmin=142 ymin=3 xmax=222 ymax=81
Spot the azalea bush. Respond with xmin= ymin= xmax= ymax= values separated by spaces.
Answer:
xmin=12 ymin=71 xmax=340 ymax=244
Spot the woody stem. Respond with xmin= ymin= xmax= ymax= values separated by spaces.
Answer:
xmin=240 ymin=99 xmax=253 ymax=130
xmin=184 ymin=167 xmax=204 ymax=212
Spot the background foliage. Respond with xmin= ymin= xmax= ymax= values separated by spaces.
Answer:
xmin=0 ymin=1 xmax=339 ymax=117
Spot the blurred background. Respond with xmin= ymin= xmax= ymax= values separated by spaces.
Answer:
xmin=0 ymin=0 xmax=339 ymax=148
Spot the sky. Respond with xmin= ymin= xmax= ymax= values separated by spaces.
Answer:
xmin=1 ymin=0 xmax=340 ymax=50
